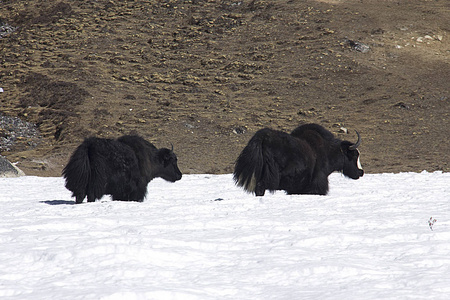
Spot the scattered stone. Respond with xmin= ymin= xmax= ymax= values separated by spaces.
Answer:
xmin=394 ymin=102 xmax=410 ymax=110
xmin=0 ymin=19 xmax=17 ymax=38
xmin=416 ymin=35 xmax=441 ymax=43
xmin=297 ymin=108 xmax=316 ymax=116
xmin=0 ymin=115 xmax=41 ymax=152
xmin=233 ymin=126 xmax=246 ymax=135
xmin=347 ymin=39 xmax=370 ymax=53
xmin=338 ymin=127 xmax=348 ymax=134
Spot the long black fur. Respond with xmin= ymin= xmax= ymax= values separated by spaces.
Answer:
xmin=62 ymin=135 xmax=182 ymax=203
xmin=233 ymin=124 xmax=363 ymax=196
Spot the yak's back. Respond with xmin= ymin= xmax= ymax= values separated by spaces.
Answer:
xmin=291 ymin=123 xmax=335 ymax=142
xmin=117 ymin=135 xmax=157 ymax=180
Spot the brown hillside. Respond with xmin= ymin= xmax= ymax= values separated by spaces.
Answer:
xmin=1 ymin=0 xmax=449 ymax=176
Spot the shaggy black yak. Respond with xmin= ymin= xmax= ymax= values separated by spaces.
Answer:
xmin=63 ymin=135 xmax=182 ymax=203
xmin=234 ymin=123 xmax=363 ymax=196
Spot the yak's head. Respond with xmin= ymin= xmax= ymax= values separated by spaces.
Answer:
xmin=340 ymin=130 xmax=364 ymax=180
xmin=157 ymin=147 xmax=182 ymax=182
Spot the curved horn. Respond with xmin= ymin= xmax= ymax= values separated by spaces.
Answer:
xmin=170 ymin=143 xmax=174 ymax=151
xmin=348 ymin=130 xmax=361 ymax=150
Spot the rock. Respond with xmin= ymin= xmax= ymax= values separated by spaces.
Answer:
xmin=435 ymin=35 xmax=443 ymax=41
xmin=338 ymin=127 xmax=348 ymax=134
xmin=0 ymin=156 xmax=25 ymax=177
xmin=347 ymin=39 xmax=370 ymax=53
xmin=233 ymin=126 xmax=246 ymax=135
xmin=394 ymin=102 xmax=410 ymax=110
xmin=0 ymin=20 xmax=17 ymax=38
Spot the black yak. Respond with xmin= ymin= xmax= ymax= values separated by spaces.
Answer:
xmin=233 ymin=123 xmax=363 ymax=196
xmin=62 ymin=135 xmax=182 ymax=203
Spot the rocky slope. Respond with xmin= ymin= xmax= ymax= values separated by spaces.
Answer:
xmin=1 ymin=0 xmax=449 ymax=176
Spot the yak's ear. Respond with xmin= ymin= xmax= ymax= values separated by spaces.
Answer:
xmin=340 ymin=141 xmax=353 ymax=155
xmin=340 ymin=141 xmax=348 ymax=151
xmin=157 ymin=149 xmax=172 ymax=167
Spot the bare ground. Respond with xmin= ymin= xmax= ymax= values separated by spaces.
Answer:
xmin=1 ymin=0 xmax=449 ymax=176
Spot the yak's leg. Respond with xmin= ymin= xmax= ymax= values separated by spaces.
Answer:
xmin=75 ymin=195 xmax=85 ymax=204
xmin=306 ymin=174 xmax=329 ymax=195
xmin=127 ymin=180 xmax=146 ymax=202
xmin=255 ymin=182 xmax=266 ymax=196
xmin=87 ymin=192 xmax=96 ymax=202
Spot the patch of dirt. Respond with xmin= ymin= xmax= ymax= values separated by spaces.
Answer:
xmin=1 ymin=0 xmax=449 ymax=176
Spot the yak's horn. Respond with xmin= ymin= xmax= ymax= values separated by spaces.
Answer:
xmin=348 ymin=130 xmax=361 ymax=150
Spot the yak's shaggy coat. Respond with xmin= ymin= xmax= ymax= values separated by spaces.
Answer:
xmin=63 ymin=135 xmax=182 ymax=203
xmin=234 ymin=123 xmax=363 ymax=196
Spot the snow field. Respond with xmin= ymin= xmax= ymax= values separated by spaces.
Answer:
xmin=1 ymin=172 xmax=449 ymax=299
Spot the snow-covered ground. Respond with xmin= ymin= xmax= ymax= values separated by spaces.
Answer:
xmin=1 ymin=172 xmax=449 ymax=300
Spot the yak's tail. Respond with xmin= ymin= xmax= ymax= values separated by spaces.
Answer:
xmin=233 ymin=130 xmax=280 ymax=194
xmin=62 ymin=140 xmax=92 ymax=203
xmin=62 ymin=138 xmax=108 ymax=203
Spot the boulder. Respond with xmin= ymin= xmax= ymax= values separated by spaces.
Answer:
xmin=0 ymin=156 xmax=25 ymax=177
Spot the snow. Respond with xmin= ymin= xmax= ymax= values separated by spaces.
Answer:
xmin=1 ymin=172 xmax=450 ymax=299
